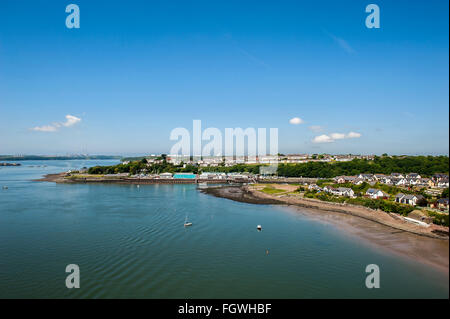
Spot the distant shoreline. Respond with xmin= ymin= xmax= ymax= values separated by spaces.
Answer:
xmin=34 ymin=172 xmax=317 ymax=185
xmin=0 ymin=156 xmax=120 ymax=161
xmin=34 ymin=173 xmax=230 ymax=184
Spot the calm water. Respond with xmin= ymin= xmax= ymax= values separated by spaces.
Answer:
xmin=0 ymin=160 xmax=448 ymax=298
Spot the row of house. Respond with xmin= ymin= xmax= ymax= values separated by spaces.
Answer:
xmin=334 ymin=173 xmax=449 ymax=188
xmin=154 ymin=172 xmax=254 ymax=180
xmin=163 ymin=154 xmax=376 ymax=167
xmin=316 ymin=185 xmax=391 ymax=200
xmin=309 ymin=184 xmax=428 ymax=206
xmin=308 ymin=181 xmax=445 ymax=209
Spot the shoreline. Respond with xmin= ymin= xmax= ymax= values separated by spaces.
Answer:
xmin=34 ymin=173 xmax=318 ymax=185
xmin=202 ymin=185 xmax=449 ymax=240
xmin=201 ymin=185 xmax=449 ymax=274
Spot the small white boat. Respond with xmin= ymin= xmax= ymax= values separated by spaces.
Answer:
xmin=184 ymin=216 xmax=192 ymax=227
xmin=257 ymin=225 xmax=262 ymax=230
xmin=2 ymin=186 xmax=7 ymax=190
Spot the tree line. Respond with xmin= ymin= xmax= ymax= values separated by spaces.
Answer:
xmin=87 ymin=156 xmax=449 ymax=178
xmin=276 ymin=156 xmax=449 ymax=178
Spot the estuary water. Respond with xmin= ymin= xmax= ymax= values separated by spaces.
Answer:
xmin=0 ymin=160 xmax=448 ymax=298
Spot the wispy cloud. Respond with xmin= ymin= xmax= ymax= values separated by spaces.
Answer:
xmin=30 ymin=114 xmax=81 ymax=132
xmin=324 ymin=30 xmax=355 ymax=54
xmin=308 ymin=125 xmax=324 ymax=133
xmin=289 ymin=117 xmax=304 ymax=125
xmin=312 ymin=131 xmax=362 ymax=143
xmin=238 ymin=48 xmax=270 ymax=68
xmin=31 ymin=125 xmax=59 ymax=132
xmin=224 ymin=33 xmax=270 ymax=68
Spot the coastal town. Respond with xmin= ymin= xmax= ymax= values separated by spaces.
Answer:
xmin=123 ymin=153 xmax=376 ymax=166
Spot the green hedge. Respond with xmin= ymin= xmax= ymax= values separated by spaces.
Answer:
xmin=426 ymin=211 xmax=449 ymax=227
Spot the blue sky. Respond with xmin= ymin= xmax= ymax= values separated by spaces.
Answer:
xmin=0 ymin=0 xmax=448 ymax=156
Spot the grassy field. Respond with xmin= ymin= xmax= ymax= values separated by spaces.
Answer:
xmin=260 ymin=186 xmax=287 ymax=194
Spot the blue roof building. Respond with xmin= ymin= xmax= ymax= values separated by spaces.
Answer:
xmin=173 ymin=173 xmax=197 ymax=179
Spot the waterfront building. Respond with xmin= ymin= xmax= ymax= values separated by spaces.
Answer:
xmin=173 ymin=173 xmax=197 ymax=179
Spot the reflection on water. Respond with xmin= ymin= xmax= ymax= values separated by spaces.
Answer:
xmin=0 ymin=160 xmax=448 ymax=298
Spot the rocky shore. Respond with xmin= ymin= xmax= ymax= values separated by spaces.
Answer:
xmin=0 ymin=162 xmax=21 ymax=166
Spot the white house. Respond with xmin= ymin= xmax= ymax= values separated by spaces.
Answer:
xmin=437 ymin=179 xmax=449 ymax=188
xmin=392 ymin=178 xmax=407 ymax=186
xmin=334 ymin=176 xmax=356 ymax=184
xmin=378 ymin=176 xmax=392 ymax=185
xmin=406 ymin=173 xmax=421 ymax=179
xmin=406 ymin=178 xmax=420 ymax=186
xmin=324 ymin=186 xmax=354 ymax=197
xmin=358 ymin=174 xmax=375 ymax=181
xmin=352 ymin=178 xmax=365 ymax=185
xmin=336 ymin=187 xmax=355 ymax=197
xmin=395 ymin=193 xmax=424 ymax=206
xmin=366 ymin=188 xmax=388 ymax=199
xmin=323 ymin=186 xmax=337 ymax=194
xmin=308 ymin=184 xmax=323 ymax=191
xmin=201 ymin=172 xmax=227 ymax=179
xmin=159 ymin=172 xmax=173 ymax=179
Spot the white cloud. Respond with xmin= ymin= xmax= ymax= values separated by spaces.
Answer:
xmin=312 ymin=131 xmax=362 ymax=143
xmin=347 ymin=131 xmax=361 ymax=138
xmin=330 ymin=133 xmax=346 ymax=140
xmin=308 ymin=125 xmax=323 ymax=133
xmin=30 ymin=114 xmax=81 ymax=132
xmin=62 ymin=115 xmax=81 ymax=127
xmin=312 ymin=134 xmax=334 ymax=143
xmin=289 ymin=117 xmax=304 ymax=125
